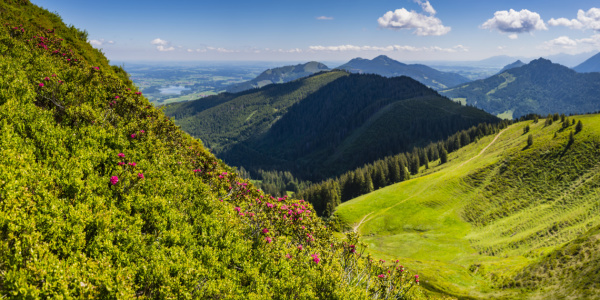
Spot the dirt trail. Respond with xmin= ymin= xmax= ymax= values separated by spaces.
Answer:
xmin=352 ymin=128 xmax=507 ymax=233
xmin=353 ymin=212 xmax=373 ymax=233
xmin=457 ymin=128 xmax=506 ymax=169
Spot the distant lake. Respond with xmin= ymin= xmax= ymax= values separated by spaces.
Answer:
xmin=159 ymin=85 xmax=191 ymax=95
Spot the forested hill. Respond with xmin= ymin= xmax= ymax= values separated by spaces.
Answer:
xmin=0 ymin=1 xmax=426 ymax=298
xmin=337 ymin=55 xmax=470 ymax=90
xmin=442 ymin=58 xmax=600 ymax=119
xmin=226 ymin=61 xmax=330 ymax=93
xmin=165 ymin=72 xmax=500 ymax=180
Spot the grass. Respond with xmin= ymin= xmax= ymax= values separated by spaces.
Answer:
xmin=335 ymin=114 xmax=600 ymax=298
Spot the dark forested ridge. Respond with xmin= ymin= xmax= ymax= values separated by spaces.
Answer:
xmin=166 ymin=72 xmax=500 ymax=181
xmin=337 ymin=55 xmax=470 ymax=90
xmin=226 ymin=61 xmax=330 ymax=93
xmin=442 ymin=58 xmax=600 ymax=118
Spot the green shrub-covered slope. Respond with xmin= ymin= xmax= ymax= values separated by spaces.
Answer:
xmin=335 ymin=114 xmax=600 ymax=299
xmin=0 ymin=1 xmax=427 ymax=299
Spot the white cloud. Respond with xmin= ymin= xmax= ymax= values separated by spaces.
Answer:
xmin=89 ymin=39 xmax=114 ymax=47
xmin=89 ymin=39 xmax=103 ymax=46
xmin=151 ymin=38 xmax=175 ymax=51
xmin=187 ymin=49 xmax=194 ymax=53
xmin=481 ymin=9 xmax=547 ymax=35
xmin=548 ymin=8 xmax=600 ymax=31
xmin=414 ymin=0 xmax=436 ymax=15
xmin=539 ymin=35 xmax=600 ymax=53
xmin=150 ymin=38 xmax=169 ymax=46
xmin=577 ymin=33 xmax=600 ymax=45
xmin=508 ymin=34 xmax=518 ymax=39
xmin=377 ymin=8 xmax=451 ymax=36
xmin=316 ymin=16 xmax=333 ymax=20
xmin=308 ymin=44 xmax=467 ymax=53
xmin=547 ymin=36 xmax=577 ymax=47
xmin=156 ymin=45 xmax=175 ymax=52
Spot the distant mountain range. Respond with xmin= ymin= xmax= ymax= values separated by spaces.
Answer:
xmin=165 ymin=71 xmax=499 ymax=180
xmin=497 ymin=60 xmax=526 ymax=74
xmin=442 ymin=58 xmax=600 ymax=118
xmin=336 ymin=55 xmax=470 ymax=90
xmin=226 ymin=61 xmax=329 ymax=93
xmin=573 ymin=52 xmax=600 ymax=73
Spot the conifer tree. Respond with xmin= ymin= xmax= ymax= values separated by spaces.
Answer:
xmin=576 ymin=120 xmax=583 ymax=133
xmin=524 ymin=124 xmax=530 ymax=134
xmin=568 ymin=131 xmax=575 ymax=146
xmin=440 ymin=147 xmax=448 ymax=164
xmin=527 ymin=134 xmax=533 ymax=147
xmin=362 ymin=172 xmax=374 ymax=194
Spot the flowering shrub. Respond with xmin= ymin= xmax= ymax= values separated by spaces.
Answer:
xmin=0 ymin=3 xmax=427 ymax=299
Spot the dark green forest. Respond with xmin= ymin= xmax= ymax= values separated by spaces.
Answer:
xmin=166 ymin=72 xmax=500 ymax=181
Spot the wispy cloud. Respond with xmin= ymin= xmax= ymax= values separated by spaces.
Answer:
xmin=308 ymin=44 xmax=467 ymax=53
xmin=377 ymin=1 xmax=450 ymax=36
xmin=481 ymin=9 xmax=547 ymax=38
xmin=89 ymin=39 xmax=114 ymax=47
xmin=316 ymin=16 xmax=333 ymax=20
xmin=539 ymin=34 xmax=600 ymax=53
xmin=151 ymin=38 xmax=175 ymax=52
xmin=414 ymin=0 xmax=436 ymax=15
xmin=548 ymin=8 xmax=600 ymax=31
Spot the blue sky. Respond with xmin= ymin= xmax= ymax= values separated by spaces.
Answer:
xmin=31 ymin=0 xmax=600 ymax=62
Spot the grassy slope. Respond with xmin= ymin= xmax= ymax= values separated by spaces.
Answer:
xmin=335 ymin=114 xmax=600 ymax=298
xmin=0 ymin=2 xmax=428 ymax=299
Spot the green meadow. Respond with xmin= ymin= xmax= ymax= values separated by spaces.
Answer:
xmin=335 ymin=114 xmax=600 ymax=298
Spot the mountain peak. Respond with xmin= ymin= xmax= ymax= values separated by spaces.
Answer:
xmin=529 ymin=57 xmax=553 ymax=65
xmin=573 ymin=51 xmax=600 ymax=73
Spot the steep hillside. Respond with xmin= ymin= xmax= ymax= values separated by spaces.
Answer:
xmin=226 ymin=61 xmax=329 ymax=93
xmin=334 ymin=114 xmax=600 ymax=298
xmin=573 ymin=51 xmax=600 ymax=73
xmin=337 ymin=55 xmax=470 ymax=90
xmin=0 ymin=1 xmax=425 ymax=298
xmin=442 ymin=58 xmax=600 ymax=118
xmin=165 ymin=73 xmax=499 ymax=180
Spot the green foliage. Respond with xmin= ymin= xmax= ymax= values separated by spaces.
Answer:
xmin=576 ymin=120 xmax=583 ymax=133
xmin=523 ymin=124 xmax=530 ymax=134
xmin=0 ymin=2 xmax=429 ymax=299
xmin=527 ymin=134 xmax=533 ymax=147
xmin=443 ymin=58 xmax=600 ymax=118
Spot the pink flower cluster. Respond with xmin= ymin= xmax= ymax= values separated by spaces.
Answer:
xmin=310 ymin=253 xmax=320 ymax=264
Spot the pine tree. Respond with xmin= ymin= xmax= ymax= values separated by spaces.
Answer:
xmin=409 ymin=153 xmax=420 ymax=175
xmin=576 ymin=120 xmax=583 ymax=133
xmin=524 ymin=124 xmax=530 ymax=134
xmin=527 ymin=134 xmax=533 ymax=147
xmin=440 ymin=147 xmax=448 ymax=164
xmin=362 ymin=172 xmax=374 ymax=194
xmin=568 ymin=131 xmax=575 ymax=146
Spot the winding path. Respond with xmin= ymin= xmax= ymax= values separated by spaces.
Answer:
xmin=352 ymin=128 xmax=507 ymax=233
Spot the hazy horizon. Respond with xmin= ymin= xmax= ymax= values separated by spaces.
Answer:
xmin=32 ymin=0 xmax=600 ymax=63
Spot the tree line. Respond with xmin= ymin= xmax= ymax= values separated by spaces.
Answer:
xmin=296 ymin=121 xmax=511 ymax=216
